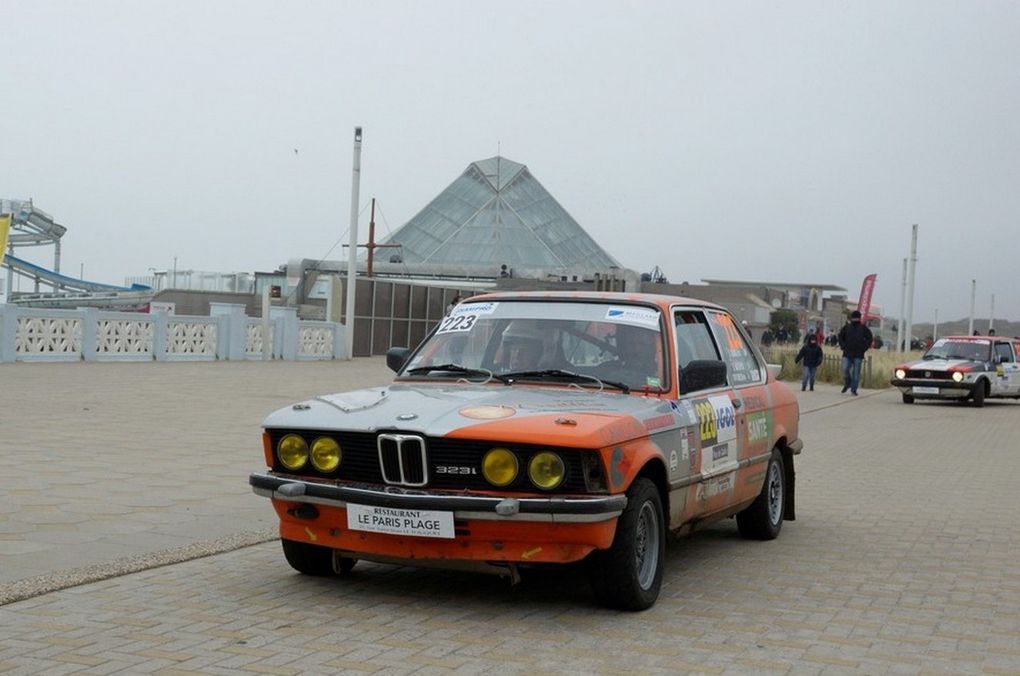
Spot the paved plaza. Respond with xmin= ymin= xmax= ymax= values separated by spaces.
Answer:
xmin=1 ymin=360 xmax=1019 ymax=674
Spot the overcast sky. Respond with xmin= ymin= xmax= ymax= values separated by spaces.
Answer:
xmin=3 ymin=1 xmax=1018 ymax=322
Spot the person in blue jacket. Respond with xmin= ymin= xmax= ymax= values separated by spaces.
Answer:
xmin=795 ymin=333 xmax=824 ymax=392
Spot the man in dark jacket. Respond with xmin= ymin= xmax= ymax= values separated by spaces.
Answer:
xmin=837 ymin=310 xmax=873 ymax=395
xmin=795 ymin=334 xmax=824 ymax=391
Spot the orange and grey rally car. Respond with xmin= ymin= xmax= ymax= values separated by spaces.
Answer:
xmin=250 ymin=291 xmax=803 ymax=610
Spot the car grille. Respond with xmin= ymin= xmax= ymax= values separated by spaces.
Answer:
xmin=266 ymin=428 xmax=590 ymax=492
xmin=904 ymin=369 xmax=955 ymax=380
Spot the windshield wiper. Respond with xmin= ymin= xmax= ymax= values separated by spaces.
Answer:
xmin=405 ymin=363 xmax=509 ymax=384
xmin=500 ymin=368 xmax=631 ymax=394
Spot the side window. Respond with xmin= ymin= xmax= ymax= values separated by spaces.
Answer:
xmin=707 ymin=311 xmax=763 ymax=385
xmin=673 ymin=310 xmax=720 ymax=368
xmin=994 ymin=342 xmax=1014 ymax=363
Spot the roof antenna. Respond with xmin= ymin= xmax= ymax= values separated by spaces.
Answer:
xmin=496 ymin=144 xmax=501 ymax=192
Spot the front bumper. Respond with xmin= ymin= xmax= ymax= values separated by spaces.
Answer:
xmin=249 ymin=472 xmax=627 ymax=523
xmin=890 ymin=378 xmax=974 ymax=398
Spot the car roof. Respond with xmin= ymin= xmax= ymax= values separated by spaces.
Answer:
xmin=462 ymin=290 xmax=727 ymax=313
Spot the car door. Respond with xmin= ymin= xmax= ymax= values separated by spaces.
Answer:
xmin=704 ymin=310 xmax=772 ymax=508
xmin=993 ymin=341 xmax=1020 ymax=395
xmin=672 ymin=308 xmax=739 ymax=522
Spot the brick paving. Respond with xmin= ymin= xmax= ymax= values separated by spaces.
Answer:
xmin=1 ymin=361 xmax=1019 ymax=674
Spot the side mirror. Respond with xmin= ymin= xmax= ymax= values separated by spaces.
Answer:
xmin=386 ymin=347 xmax=412 ymax=373
xmin=678 ymin=360 xmax=728 ymax=395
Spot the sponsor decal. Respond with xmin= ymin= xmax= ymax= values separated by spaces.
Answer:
xmin=693 ymin=395 xmax=737 ymax=446
xmin=643 ymin=414 xmax=675 ymax=431
xmin=450 ymin=302 xmax=498 ymax=317
xmin=746 ymin=411 xmax=772 ymax=444
xmin=459 ymin=405 xmax=516 ymax=420
xmin=669 ymin=449 xmax=679 ymax=471
xmin=604 ymin=307 xmax=661 ymax=328
xmin=347 ymin=504 xmax=455 ymax=539
xmin=702 ymin=442 xmax=735 ymax=472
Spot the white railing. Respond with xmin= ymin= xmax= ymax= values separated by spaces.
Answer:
xmin=0 ymin=303 xmax=346 ymax=363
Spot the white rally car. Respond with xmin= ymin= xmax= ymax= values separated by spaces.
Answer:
xmin=891 ymin=336 xmax=1020 ymax=406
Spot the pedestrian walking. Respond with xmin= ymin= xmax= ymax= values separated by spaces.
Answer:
xmin=795 ymin=334 xmax=823 ymax=391
xmin=837 ymin=310 xmax=873 ymax=395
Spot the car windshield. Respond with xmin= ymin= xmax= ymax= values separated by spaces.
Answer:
xmin=924 ymin=339 xmax=991 ymax=362
xmin=400 ymin=300 xmax=668 ymax=391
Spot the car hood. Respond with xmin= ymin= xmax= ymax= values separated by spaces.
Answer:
xmin=262 ymin=383 xmax=684 ymax=448
xmin=902 ymin=358 xmax=985 ymax=371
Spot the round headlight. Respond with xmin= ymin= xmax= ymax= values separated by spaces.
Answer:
xmin=310 ymin=437 xmax=341 ymax=472
xmin=952 ymin=371 xmax=964 ymax=382
xmin=895 ymin=369 xmax=906 ymax=380
xmin=278 ymin=434 xmax=309 ymax=470
xmin=528 ymin=451 xmax=565 ymax=490
xmin=482 ymin=448 xmax=519 ymax=487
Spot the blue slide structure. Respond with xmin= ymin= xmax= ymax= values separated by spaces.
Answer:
xmin=2 ymin=198 xmax=152 ymax=305
xmin=3 ymin=253 xmax=149 ymax=293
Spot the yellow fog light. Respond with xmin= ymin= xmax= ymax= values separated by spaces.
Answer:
xmin=311 ymin=437 xmax=341 ymax=472
xmin=278 ymin=434 xmax=309 ymax=470
xmin=528 ymin=452 xmax=565 ymax=490
xmin=482 ymin=448 xmax=519 ymax=487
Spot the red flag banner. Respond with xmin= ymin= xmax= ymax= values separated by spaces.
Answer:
xmin=857 ymin=274 xmax=877 ymax=320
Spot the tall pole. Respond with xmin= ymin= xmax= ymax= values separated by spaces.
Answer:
xmin=367 ymin=198 xmax=376 ymax=278
xmin=989 ymin=293 xmax=995 ymax=333
xmin=344 ymin=127 xmax=363 ymax=361
xmin=968 ymin=280 xmax=976 ymax=335
xmin=897 ymin=257 xmax=907 ymax=352
xmin=904 ymin=224 xmax=918 ymax=352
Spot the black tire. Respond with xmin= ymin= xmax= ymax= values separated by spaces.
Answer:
xmin=588 ymin=478 xmax=665 ymax=611
xmin=902 ymin=392 xmax=915 ymax=404
xmin=972 ymin=381 xmax=986 ymax=407
xmin=281 ymin=539 xmax=356 ymax=576
xmin=736 ymin=449 xmax=785 ymax=540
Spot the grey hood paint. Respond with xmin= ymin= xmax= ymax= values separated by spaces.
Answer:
xmin=262 ymin=382 xmax=681 ymax=445
xmin=903 ymin=358 xmax=985 ymax=371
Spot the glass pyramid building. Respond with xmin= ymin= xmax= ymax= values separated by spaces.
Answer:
xmin=379 ymin=157 xmax=621 ymax=273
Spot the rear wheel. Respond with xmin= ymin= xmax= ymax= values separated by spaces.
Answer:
xmin=902 ymin=392 xmax=915 ymax=404
xmin=281 ymin=539 xmax=356 ymax=576
xmin=972 ymin=381 xmax=986 ymax=407
xmin=737 ymin=449 xmax=785 ymax=540
xmin=588 ymin=478 xmax=665 ymax=611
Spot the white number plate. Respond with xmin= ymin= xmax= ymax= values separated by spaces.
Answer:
xmin=912 ymin=386 xmax=940 ymax=395
xmin=347 ymin=503 xmax=455 ymax=539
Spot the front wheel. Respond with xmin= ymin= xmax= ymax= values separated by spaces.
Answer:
xmin=588 ymin=478 xmax=665 ymax=611
xmin=736 ymin=449 xmax=785 ymax=540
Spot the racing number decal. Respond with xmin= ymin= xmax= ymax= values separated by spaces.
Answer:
xmin=713 ymin=313 xmax=744 ymax=351
xmin=695 ymin=400 xmax=718 ymax=444
xmin=436 ymin=314 xmax=477 ymax=334
xmin=694 ymin=395 xmax=736 ymax=446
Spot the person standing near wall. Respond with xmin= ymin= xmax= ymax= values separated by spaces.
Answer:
xmin=838 ymin=310 xmax=873 ymax=395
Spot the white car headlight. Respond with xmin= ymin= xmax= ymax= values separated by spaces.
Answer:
xmin=952 ymin=371 xmax=964 ymax=382
xmin=895 ymin=369 xmax=906 ymax=379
